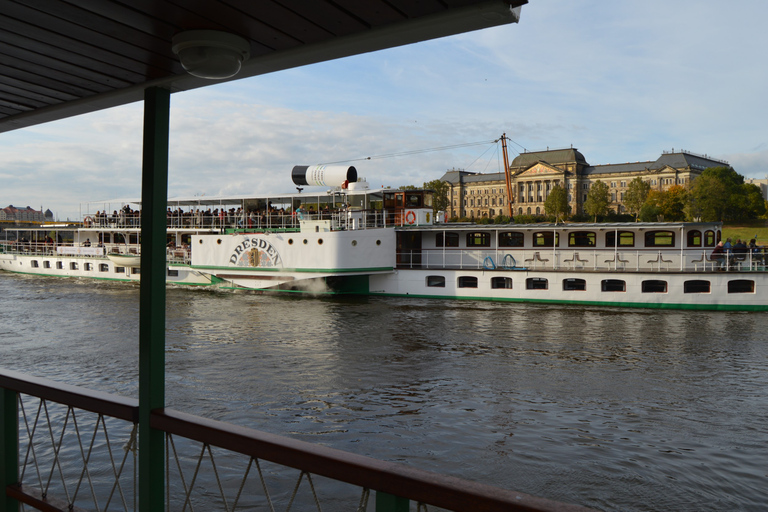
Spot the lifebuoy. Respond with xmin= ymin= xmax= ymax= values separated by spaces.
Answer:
xmin=405 ymin=211 xmax=416 ymax=224
xmin=83 ymin=216 xmax=94 ymax=227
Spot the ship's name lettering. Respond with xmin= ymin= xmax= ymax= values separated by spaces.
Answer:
xmin=229 ymin=238 xmax=277 ymax=264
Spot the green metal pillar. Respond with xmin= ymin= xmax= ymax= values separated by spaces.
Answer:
xmin=0 ymin=388 xmax=18 ymax=512
xmin=376 ymin=492 xmax=409 ymax=512
xmin=138 ymin=86 xmax=170 ymax=512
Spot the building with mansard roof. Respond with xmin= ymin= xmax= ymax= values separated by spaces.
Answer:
xmin=440 ymin=148 xmax=730 ymax=219
xmin=0 ymin=205 xmax=48 ymax=222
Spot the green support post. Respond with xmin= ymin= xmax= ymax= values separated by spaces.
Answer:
xmin=0 ymin=388 xmax=19 ymax=512
xmin=376 ymin=491 xmax=409 ymax=512
xmin=138 ymin=86 xmax=170 ymax=512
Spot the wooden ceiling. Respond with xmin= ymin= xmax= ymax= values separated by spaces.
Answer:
xmin=0 ymin=0 xmax=525 ymax=133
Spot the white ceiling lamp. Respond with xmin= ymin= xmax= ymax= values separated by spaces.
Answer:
xmin=172 ymin=30 xmax=250 ymax=79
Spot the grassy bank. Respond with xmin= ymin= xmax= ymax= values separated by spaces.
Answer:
xmin=722 ymin=221 xmax=768 ymax=243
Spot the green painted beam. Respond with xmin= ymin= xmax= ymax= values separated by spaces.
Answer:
xmin=376 ymin=492 xmax=409 ymax=512
xmin=0 ymin=388 xmax=18 ymax=512
xmin=138 ymin=86 xmax=170 ymax=512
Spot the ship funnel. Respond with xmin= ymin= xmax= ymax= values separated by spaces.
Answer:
xmin=292 ymin=165 xmax=358 ymax=187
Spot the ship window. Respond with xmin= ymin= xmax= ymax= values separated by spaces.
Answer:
xmin=70 ymin=262 xmax=78 ymax=270
xmin=533 ymin=232 xmax=559 ymax=247
xmin=687 ymin=230 xmax=702 ymax=247
xmin=132 ymin=267 xmax=140 ymax=274
xmin=56 ymin=262 xmax=63 ymax=269
xmin=167 ymin=269 xmax=179 ymax=277
xmin=426 ymin=275 xmax=445 ymax=287
xmin=563 ymin=278 xmax=586 ymax=291
xmin=406 ymin=194 xmax=422 ymax=208
xmin=704 ymin=230 xmax=716 ymax=247
xmin=601 ymin=279 xmax=625 ymax=292
xmin=466 ymin=232 xmax=491 ymax=247
xmin=642 ymin=280 xmax=667 ymax=293
xmin=43 ymin=261 xmax=51 ymax=269
xmin=436 ymin=232 xmax=459 ymax=247
xmin=568 ymin=231 xmax=596 ymax=247
xmin=728 ymin=280 xmax=754 ymax=294
xmin=491 ymin=277 xmax=513 ymax=289
xmin=84 ymin=263 xmax=93 ymax=271
xmin=605 ymin=231 xmax=635 ymax=247
xmin=99 ymin=264 xmax=109 ymax=272
xmin=645 ymin=230 xmax=675 ymax=247
xmin=115 ymin=266 xmax=125 ymax=273
xmin=499 ymin=231 xmax=524 ymax=247
xmin=31 ymin=260 xmax=39 ymax=268
xmin=318 ymin=239 xmax=323 ymax=245
xmin=526 ymin=277 xmax=548 ymax=290
xmin=684 ymin=280 xmax=710 ymax=293
xmin=458 ymin=276 xmax=478 ymax=288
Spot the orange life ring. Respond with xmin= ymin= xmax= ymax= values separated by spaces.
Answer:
xmin=405 ymin=211 xmax=416 ymax=224
xmin=83 ymin=216 xmax=94 ymax=227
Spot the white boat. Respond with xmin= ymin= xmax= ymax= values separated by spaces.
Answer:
xmin=1 ymin=165 xmax=766 ymax=311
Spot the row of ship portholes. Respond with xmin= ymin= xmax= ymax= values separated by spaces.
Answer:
xmin=26 ymin=259 xmax=180 ymax=277
xmin=426 ymin=275 xmax=756 ymax=294
xmin=207 ymin=239 xmax=381 ymax=247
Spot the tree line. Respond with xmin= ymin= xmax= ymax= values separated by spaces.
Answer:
xmin=412 ymin=167 xmax=765 ymax=224
xmin=545 ymin=166 xmax=766 ymax=223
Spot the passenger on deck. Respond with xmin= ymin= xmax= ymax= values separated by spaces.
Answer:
xmin=710 ymin=241 xmax=726 ymax=269
xmin=83 ymin=239 xmax=91 ymax=247
xmin=749 ymin=239 xmax=764 ymax=265
xmin=733 ymin=239 xmax=748 ymax=255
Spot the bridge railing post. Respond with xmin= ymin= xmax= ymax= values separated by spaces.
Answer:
xmin=0 ymin=387 xmax=19 ymax=512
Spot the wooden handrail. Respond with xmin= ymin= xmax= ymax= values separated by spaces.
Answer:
xmin=1 ymin=370 xmax=594 ymax=512
xmin=151 ymin=408 xmax=593 ymax=512
xmin=0 ymin=369 xmax=138 ymax=423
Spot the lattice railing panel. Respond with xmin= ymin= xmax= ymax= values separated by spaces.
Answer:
xmin=16 ymin=395 xmax=138 ymax=511
xmin=165 ymin=433 xmax=378 ymax=511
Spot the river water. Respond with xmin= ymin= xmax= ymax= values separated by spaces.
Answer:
xmin=1 ymin=273 xmax=766 ymax=511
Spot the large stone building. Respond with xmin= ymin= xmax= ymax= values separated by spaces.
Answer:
xmin=441 ymin=148 xmax=731 ymax=219
xmin=0 ymin=205 xmax=52 ymax=222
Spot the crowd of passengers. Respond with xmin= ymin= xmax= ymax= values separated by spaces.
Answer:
xmin=88 ymin=203 xmax=340 ymax=229
xmin=710 ymin=237 xmax=765 ymax=269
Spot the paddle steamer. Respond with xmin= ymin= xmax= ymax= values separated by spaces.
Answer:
xmin=1 ymin=165 xmax=765 ymax=311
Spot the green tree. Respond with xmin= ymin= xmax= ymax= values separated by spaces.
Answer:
xmin=584 ymin=180 xmax=610 ymax=221
xmin=624 ymin=177 xmax=651 ymax=220
xmin=741 ymin=183 xmax=766 ymax=219
xmin=686 ymin=166 xmax=751 ymax=221
xmin=423 ymin=179 xmax=450 ymax=216
xmin=544 ymin=183 xmax=569 ymax=223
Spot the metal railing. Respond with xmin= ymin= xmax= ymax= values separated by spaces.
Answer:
xmin=1 ymin=369 xmax=593 ymax=512
xmin=396 ymin=248 xmax=768 ymax=273
xmin=80 ymin=209 xmax=393 ymax=232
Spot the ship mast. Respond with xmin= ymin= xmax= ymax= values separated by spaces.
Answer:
xmin=500 ymin=133 xmax=513 ymax=218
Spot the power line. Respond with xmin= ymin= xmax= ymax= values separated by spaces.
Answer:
xmin=320 ymin=139 xmax=498 ymax=165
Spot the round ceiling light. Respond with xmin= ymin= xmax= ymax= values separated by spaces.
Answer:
xmin=172 ymin=30 xmax=250 ymax=80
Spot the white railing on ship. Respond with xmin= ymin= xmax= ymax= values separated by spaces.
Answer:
xmin=396 ymin=249 xmax=767 ymax=273
xmin=0 ymin=242 xmax=194 ymax=263
xmin=82 ymin=209 xmax=391 ymax=231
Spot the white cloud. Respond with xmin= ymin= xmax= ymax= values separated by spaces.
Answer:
xmin=2 ymin=0 xmax=767 ymax=219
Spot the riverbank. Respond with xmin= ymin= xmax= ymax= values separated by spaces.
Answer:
xmin=722 ymin=220 xmax=768 ymax=243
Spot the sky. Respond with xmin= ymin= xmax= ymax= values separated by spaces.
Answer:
xmin=2 ymin=0 xmax=767 ymax=220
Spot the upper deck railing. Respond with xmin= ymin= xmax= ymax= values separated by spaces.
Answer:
xmin=0 ymin=369 xmax=594 ymax=512
xmin=397 ymin=248 xmax=768 ymax=273
xmin=81 ymin=208 xmax=398 ymax=232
